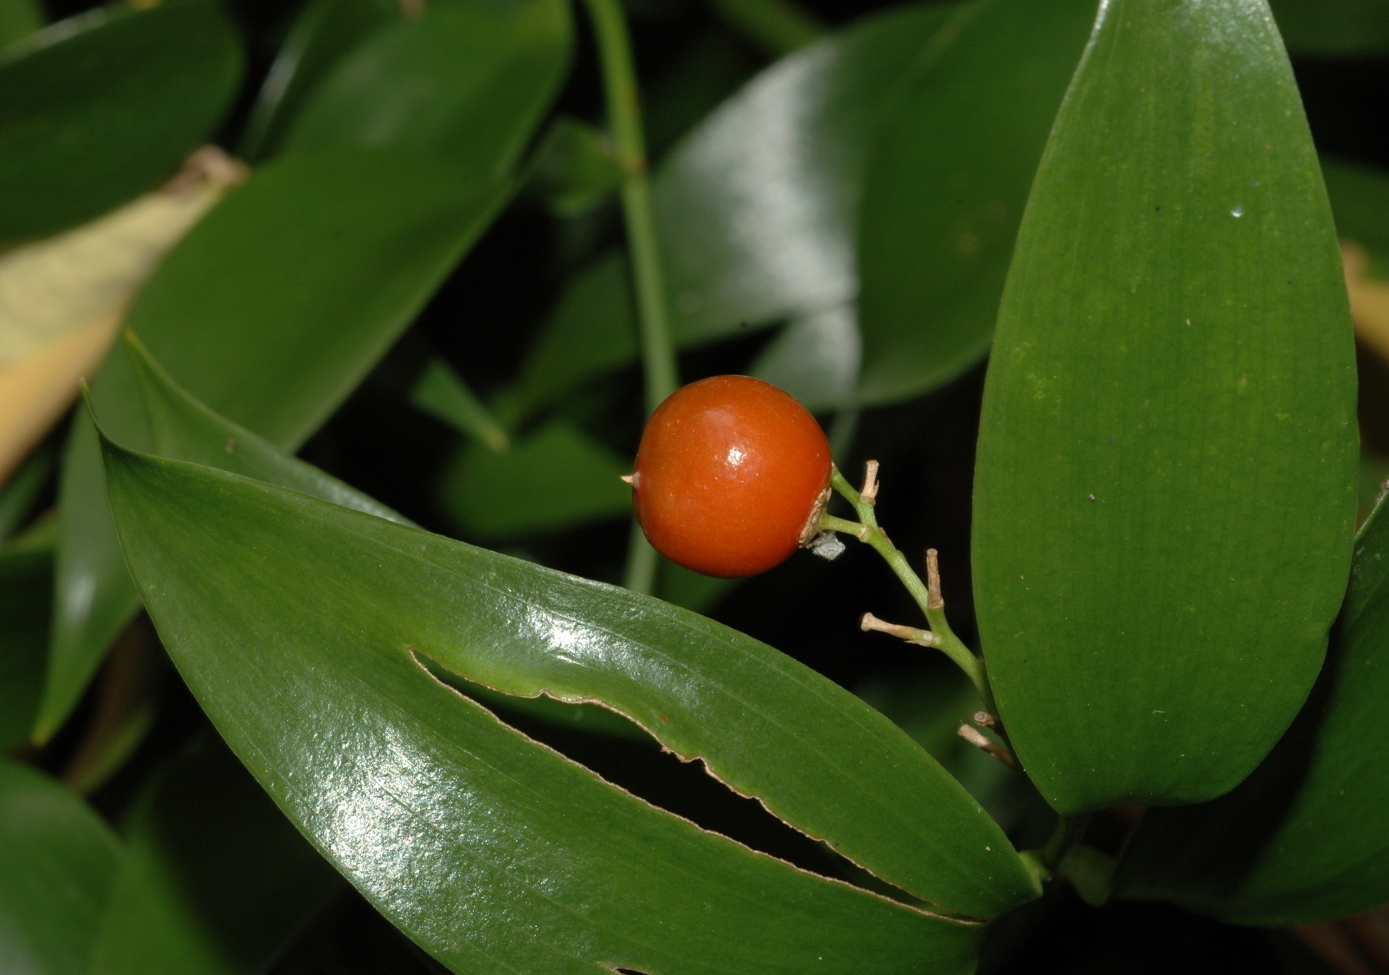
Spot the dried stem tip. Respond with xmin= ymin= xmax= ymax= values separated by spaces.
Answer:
xmin=958 ymin=724 xmax=1019 ymax=772
xmin=973 ymin=710 xmax=999 ymax=729
xmin=860 ymin=460 xmax=880 ymax=504
xmin=925 ymin=548 xmax=944 ymax=611
xmin=860 ymin=612 xmax=939 ymax=648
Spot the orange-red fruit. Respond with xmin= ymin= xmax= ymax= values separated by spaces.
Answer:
xmin=631 ymin=375 xmax=832 ymax=578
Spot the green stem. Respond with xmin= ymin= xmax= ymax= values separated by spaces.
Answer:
xmin=1043 ymin=814 xmax=1092 ymax=872
xmin=582 ymin=0 xmax=679 ymax=596
xmin=581 ymin=0 xmax=678 ymax=416
xmin=826 ymin=466 xmax=1000 ymax=718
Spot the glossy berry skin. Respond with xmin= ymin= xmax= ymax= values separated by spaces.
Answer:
xmin=631 ymin=375 xmax=832 ymax=578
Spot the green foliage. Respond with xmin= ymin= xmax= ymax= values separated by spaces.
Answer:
xmin=5 ymin=0 xmax=1389 ymax=969
xmin=854 ymin=0 xmax=1096 ymax=407
xmin=99 ymin=437 xmax=992 ymax=972
xmin=0 ymin=0 xmax=243 ymax=244
xmin=42 ymin=152 xmax=507 ymax=741
xmin=0 ymin=760 xmax=121 ymax=975
xmin=1113 ymin=495 xmax=1389 ymax=925
xmin=972 ymin=0 xmax=1356 ymax=815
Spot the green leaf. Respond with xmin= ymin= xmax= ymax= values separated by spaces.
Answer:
xmin=0 ymin=0 xmax=41 ymax=49
xmin=1323 ymin=157 xmax=1389 ymax=266
xmin=438 ymin=420 xmax=632 ymax=539
xmin=0 ymin=0 xmax=243 ymax=244
xmin=1268 ymin=0 xmax=1389 ymax=56
xmin=410 ymin=357 xmax=510 ymax=453
xmin=279 ymin=0 xmax=573 ymax=178
xmin=124 ymin=330 xmax=413 ymax=527
xmin=1112 ymin=497 xmax=1389 ymax=925
xmin=853 ymin=0 xmax=1098 ymax=408
xmin=523 ymin=116 xmax=623 ymax=217
xmin=0 ymin=442 xmax=52 ymax=543
xmin=40 ymin=151 xmax=507 ymax=742
xmin=98 ymin=445 xmax=1012 ymax=974
xmin=971 ymin=0 xmax=1357 ymax=815
xmin=89 ymin=734 xmax=343 ymax=975
xmin=508 ymin=252 xmax=637 ymax=425
xmin=653 ymin=3 xmax=957 ymax=345
xmin=237 ymin=0 xmax=397 ymax=163
xmin=0 ymin=760 xmax=121 ymax=975
xmin=748 ymin=305 xmax=860 ymax=412
xmin=0 ymin=546 xmax=50 ymax=750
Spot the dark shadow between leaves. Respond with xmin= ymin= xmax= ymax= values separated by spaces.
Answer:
xmin=408 ymin=649 xmax=935 ymax=914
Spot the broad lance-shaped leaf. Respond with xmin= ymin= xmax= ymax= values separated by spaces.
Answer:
xmin=278 ymin=0 xmax=572 ymax=179
xmin=38 ymin=151 xmax=507 ymax=742
xmin=652 ymin=2 xmax=956 ymax=345
xmin=853 ymin=0 xmax=1098 ymax=408
xmin=115 ymin=344 xmax=1033 ymax=916
xmin=1112 ymin=496 xmax=1389 ymax=926
xmin=99 ymin=446 xmax=999 ymax=975
xmin=90 ymin=734 xmax=343 ymax=975
xmin=971 ymin=0 xmax=1357 ymax=814
xmin=0 ymin=760 xmax=121 ymax=975
xmin=237 ymin=0 xmax=397 ymax=163
xmin=123 ymin=330 xmax=411 ymax=528
xmin=0 ymin=0 xmax=242 ymax=244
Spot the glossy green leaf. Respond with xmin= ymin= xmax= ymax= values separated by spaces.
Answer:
xmin=971 ymin=0 xmax=1358 ymax=815
xmin=1268 ymin=0 xmax=1389 ymax=56
xmin=748 ymin=305 xmax=860 ymax=412
xmin=90 ymin=734 xmax=343 ymax=975
xmin=100 ymin=431 xmax=1039 ymax=923
xmin=854 ymin=0 xmax=1097 ymax=407
xmin=0 ymin=0 xmax=242 ymax=244
xmin=0 ymin=546 xmax=49 ymax=750
xmin=439 ymin=420 xmax=631 ymax=539
xmin=523 ymin=117 xmax=623 ymax=217
xmin=41 ymin=151 xmax=507 ymax=742
xmin=410 ymin=357 xmax=510 ymax=453
xmin=0 ymin=761 xmax=121 ymax=975
xmin=124 ymin=330 xmax=413 ymax=527
xmin=238 ymin=0 xmax=397 ymax=162
xmin=97 ymin=447 xmax=1014 ymax=974
xmin=653 ymin=3 xmax=956 ymax=345
xmin=0 ymin=0 xmax=40 ymax=49
xmin=1113 ymin=497 xmax=1389 ymax=925
xmin=279 ymin=0 xmax=572 ymax=178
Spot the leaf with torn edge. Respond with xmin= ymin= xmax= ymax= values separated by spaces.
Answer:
xmin=40 ymin=149 xmax=506 ymax=744
xmin=98 ymin=432 xmax=1006 ymax=973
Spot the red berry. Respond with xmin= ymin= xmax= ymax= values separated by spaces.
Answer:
xmin=630 ymin=375 xmax=833 ymax=578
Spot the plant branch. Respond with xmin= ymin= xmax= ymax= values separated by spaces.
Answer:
xmin=825 ymin=465 xmax=1000 ymax=718
xmin=581 ymin=0 xmax=678 ymax=416
xmin=582 ymin=0 xmax=679 ymax=595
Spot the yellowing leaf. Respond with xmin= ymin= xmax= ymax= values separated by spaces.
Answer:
xmin=0 ymin=147 xmax=244 ymax=483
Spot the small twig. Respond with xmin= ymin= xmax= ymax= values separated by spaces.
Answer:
xmin=925 ymin=548 xmax=944 ymax=611
xmin=860 ymin=460 xmax=880 ymax=505
xmin=859 ymin=612 xmax=940 ymax=648
xmin=958 ymin=724 xmax=1019 ymax=772
xmin=973 ymin=710 xmax=998 ymax=729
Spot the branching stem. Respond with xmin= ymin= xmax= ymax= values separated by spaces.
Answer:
xmin=824 ymin=465 xmax=1001 ymax=720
